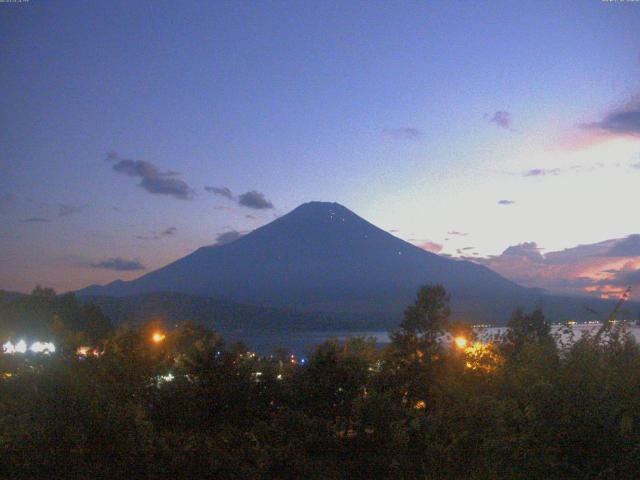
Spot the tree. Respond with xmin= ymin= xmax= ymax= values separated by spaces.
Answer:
xmin=294 ymin=339 xmax=369 ymax=430
xmin=390 ymin=284 xmax=451 ymax=363
xmin=504 ymin=307 xmax=553 ymax=355
xmin=0 ymin=287 xmax=112 ymax=347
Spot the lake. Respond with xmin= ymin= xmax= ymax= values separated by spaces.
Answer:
xmin=225 ymin=322 xmax=640 ymax=356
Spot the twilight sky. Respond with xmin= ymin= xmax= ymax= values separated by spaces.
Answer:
xmin=1 ymin=1 xmax=639 ymax=298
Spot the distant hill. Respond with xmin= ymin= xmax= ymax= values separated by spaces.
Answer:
xmin=78 ymin=202 xmax=638 ymax=327
xmin=80 ymin=292 xmax=386 ymax=333
xmin=0 ymin=290 xmax=26 ymax=303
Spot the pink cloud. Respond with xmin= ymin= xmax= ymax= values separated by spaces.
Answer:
xmin=418 ymin=241 xmax=443 ymax=253
xmin=559 ymin=98 xmax=640 ymax=150
xmin=467 ymin=235 xmax=640 ymax=300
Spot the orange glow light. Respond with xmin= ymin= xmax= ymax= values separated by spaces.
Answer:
xmin=454 ymin=336 xmax=467 ymax=349
xmin=152 ymin=332 xmax=166 ymax=343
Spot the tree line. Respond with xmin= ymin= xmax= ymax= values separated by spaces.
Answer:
xmin=1 ymin=285 xmax=639 ymax=478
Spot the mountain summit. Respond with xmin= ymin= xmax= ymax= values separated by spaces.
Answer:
xmin=79 ymin=201 xmax=538 ymax=323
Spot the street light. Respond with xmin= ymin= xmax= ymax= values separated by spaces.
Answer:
xmin=152 ymin=332 xmax=166 ymax=344
xmin=454 ymin=336 xmax=468 ymax=349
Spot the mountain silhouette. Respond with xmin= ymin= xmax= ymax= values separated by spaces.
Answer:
xmin=78 ymin=202 xmax=627 ymax=325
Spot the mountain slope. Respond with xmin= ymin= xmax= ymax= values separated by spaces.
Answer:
xmin=79 ymin=202 xmax=532 ymax=319
xmin=78 ymin=201 xmax=631 ymax=325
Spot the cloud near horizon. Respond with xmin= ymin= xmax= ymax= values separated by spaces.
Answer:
xmin=417 ymin=241 xmax=443 ymax=253
xmin=89 ymin=257 xmax=146 ymax=271
xmin=107 ymin=152 xmax=194 ymax=200
xmin=464 ymin=236 xmax=640 ymax=300
xmin=564 ymin=98 xmax=640 ymax=148
xmin=582 ymin=102 xmax=640 ymax=137
xmin=215 ymin=230 xmax=243 ymax=245
xmin=606 ymin=234 xmax=640 ymax=257
xmin=523 ymin=168 xmax=561 ymax=177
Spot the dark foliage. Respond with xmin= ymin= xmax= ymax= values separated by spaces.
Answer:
xmin=1 ymin=285 xmax=639 ymax=479
xmin=80 ymin=291 xmax=388 ymax=332
xmin=0 ymin=287 xmax=112 ymax=344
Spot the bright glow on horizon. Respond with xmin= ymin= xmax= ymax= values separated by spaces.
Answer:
xmin=15 ymin=340 xmax=27 ymax=354
xmin=152 ymin=332 xmax=166 ymax=344
xmin=2 ymin=341 xmax=15 ymax=354
xmin=157 ymin=373 xmax=175 ymax=384
xmin=29 ymin=342 xmax=55 ymax=354
xmin=454 ymin=337 xmax=468 ymax=349
xmin=2 ymin=340 xmax=54 ymax=355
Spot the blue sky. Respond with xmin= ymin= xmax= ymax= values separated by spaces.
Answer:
xmin=1 ymin=0 xmax=639 ymax=294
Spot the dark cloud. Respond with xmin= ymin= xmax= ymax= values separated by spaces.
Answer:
xmin=112 ymin=158 xmax=159 ymax=178
xmin=504 ymin=165 xmax=607 ymax=178
xmin=136 ymin=227 xmax=177 ymax=241
xmin=204 ymin=186 xmax=234 ymax=200
xmin=58 ymin=204 xmax=83 ymax=217
xmin=139 ymin=176 xmax=192 ymax=199
xmin=238 ymin=190 xmax=274 ymax=210
xmin=89 ymin=257 xmax=146 ymax=271
xmin=606 ymin=234 xmax=640 ymax=257
xmin=23 ymin=217 xmax=49 ymax=223
xmin=583 ymin=104 xmax=640 ymax=137
xmin=383 ymin=127 xmax=423 ymax=140
xmin=205 ymin=186 xmax=275 ymax=211
xmin=215 ymin=230 xmax=243 ymax=246
xmin=523 ymin=168 xmax=561 ymax=177
xmin=160 ymin=226 xmax=177 ymax=236
xmin=594 ymin=267 xmax=640 ymax=287
xmin=502 ymin=242 xmax=544 ymax=262
xmin=498 ymin=199 xmax=515 ymax=205
xmin=609 ymin=269 xmax=640 ymax=286
xmin=487 ymin=111 xmax=514 ymax=130
xmin=107 ymin=152 xmax=193 ymax=200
